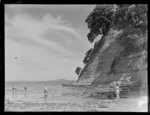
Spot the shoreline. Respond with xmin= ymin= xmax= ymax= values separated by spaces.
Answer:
xmin=5 ymin=82 xmax=148 ymax=112
xmin=5 ymin=94 xmax=148 ymax=112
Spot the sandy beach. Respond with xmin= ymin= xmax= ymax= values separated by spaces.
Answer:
xmin=5 ymin=96 xmax=148 ymax=112
xmin=5 ymin=82 xmax=148 ymax=112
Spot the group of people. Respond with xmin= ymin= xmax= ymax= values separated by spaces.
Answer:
xmin=12 ymin=87 xmax=28 ymax=97
xmin=11 ymin=84 xmax=120 ymax=104
xmin=12 ymin=87 xmax=27 ymax=91
xmin=12 ymin=86 xmax=49 ymax=104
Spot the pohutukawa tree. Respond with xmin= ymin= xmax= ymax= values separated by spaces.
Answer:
xmin=76 ymin=4 xmax=147 ymax=75
xmin=85 ymin=4 xmax=147 ymax=62
xmin=86 ymin=4 xmax=147 ymax=42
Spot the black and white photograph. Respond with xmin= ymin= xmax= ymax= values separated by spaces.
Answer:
xmin=5 ymin=4 xmax=148 ymax=112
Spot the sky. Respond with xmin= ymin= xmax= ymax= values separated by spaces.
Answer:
xmin=5 ymin=5 xmax=96 ymax=81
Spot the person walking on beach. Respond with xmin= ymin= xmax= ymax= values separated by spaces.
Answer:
xmin=24 ymin=87 xmax=27 ymax=91
xmin=44 ymin=87 xmax=48 ymax=104
xmin=114 ymin=82 xmax=120 ymax=101
xmin=24 ymin=87 xmax=27 ymax=99
xmin=12 ymin=87 xmax=16 ymax=99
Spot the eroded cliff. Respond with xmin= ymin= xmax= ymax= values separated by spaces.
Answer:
xmin=76 ymin=28 xmax=147 ymax=88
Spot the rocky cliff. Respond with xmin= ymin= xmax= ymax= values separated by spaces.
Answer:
xmin=76 ymin=28 xmax=147 ymax=88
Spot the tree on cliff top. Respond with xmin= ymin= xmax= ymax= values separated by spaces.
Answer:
xmin=83 ymin=4 xmax=147 ymax=65
xmin=85 ymin=4 xmax=147 ymax=43
xmin=85 ymin=4 xmax=116 ymax=43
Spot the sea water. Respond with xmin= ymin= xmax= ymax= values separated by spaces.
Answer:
xmin=5 ymin=81 xmax=78 ymax=104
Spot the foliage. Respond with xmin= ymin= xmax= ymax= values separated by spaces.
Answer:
xmin=84 ymin=4 xmax=147 ymax=64
xmin=115 ymin=4 xmax=147 ymax=32
xmin=85 ymin=5 xmax=115 ymax=42
xmin=83 ymin=48 xmax=93 ymax=64
xmin=77 ymin=4 xmax=147 ymax=74
xmin=75 ymin=67 xmax=82 ymax=75
xmin=85 ymin=4 xmax=147 ymax=43
xmin=94 ymin=41 xmax=99 ymax=49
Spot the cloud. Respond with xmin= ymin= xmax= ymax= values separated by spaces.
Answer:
xmin=5 ymin=5 xmax=92 ymax=81
xmin=5 ymin=38 xmax=82 ymax=81
xmin=41 ymin=14 xmax=81 ymax=38
xmin=5 ymin=12 xmax=90 ymax=57
xmin=6 ymin=4 xmax=95 ymax=11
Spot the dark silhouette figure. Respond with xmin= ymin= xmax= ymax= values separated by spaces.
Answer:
xmin=44 ymin=87 xmax=48 ymax=104
xmin=24 ymin=87 xmax=27 ymax=91
xmin=24 ymin=87 xmax=27 ymax=99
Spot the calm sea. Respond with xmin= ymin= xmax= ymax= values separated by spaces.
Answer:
xmin=5 ymin=81 xmax=76 ymax=103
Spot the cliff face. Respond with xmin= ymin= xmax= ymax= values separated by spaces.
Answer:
xmin=76 ymin=28 xmax=147 ymax=87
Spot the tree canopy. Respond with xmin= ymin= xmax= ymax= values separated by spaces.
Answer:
xmin=85 ymin=5 xmax=116 ymax=42
xmin=75 ymin=67 xmax=82 ymax=75
xmin=76 ymin=4 xmax=147 ymax=75
xmin=85 ymin=4 xmax=147 ymax=43
xmin=83 ymin=4 xmax=147 ymax=64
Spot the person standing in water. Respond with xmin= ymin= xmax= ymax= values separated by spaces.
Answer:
xmin=44 ymin=87 xmax=48 ymax=104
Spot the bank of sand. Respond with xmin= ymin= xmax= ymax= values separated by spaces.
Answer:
xmin=5 ymin=92 xmax=148 ymax=112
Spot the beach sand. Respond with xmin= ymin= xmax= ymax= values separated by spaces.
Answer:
xmin=5 ymin=82 xmax=148 ymax=112
xmin=5 ymin=96 xmax=147 ymax=112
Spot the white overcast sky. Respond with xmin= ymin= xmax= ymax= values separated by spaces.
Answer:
xmin=5 ymin=5 xmax=96 ymax=81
